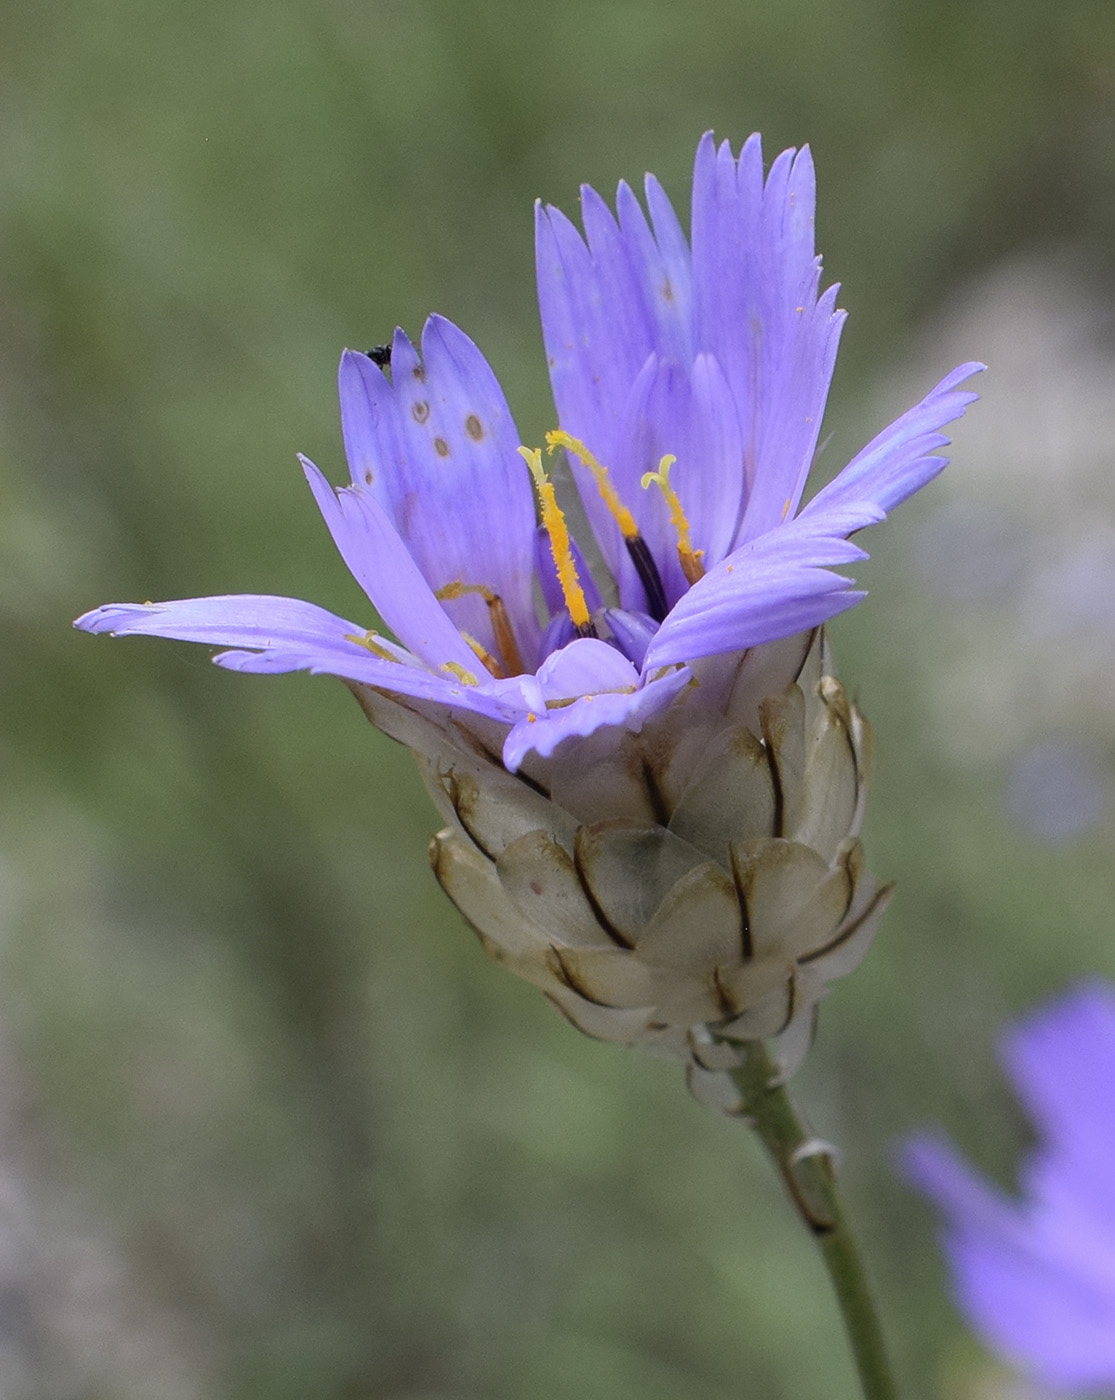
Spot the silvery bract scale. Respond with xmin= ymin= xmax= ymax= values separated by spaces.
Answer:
xmin=355 ymin=627 xmax=889 ymax=1114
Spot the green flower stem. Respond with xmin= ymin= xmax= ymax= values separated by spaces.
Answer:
xmin=730 ymin=1042 xmax=900 ymax=1400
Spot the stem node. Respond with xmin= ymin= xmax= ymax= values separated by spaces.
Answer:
xmin=730 ymin=1042 xmax=900 ymax=1400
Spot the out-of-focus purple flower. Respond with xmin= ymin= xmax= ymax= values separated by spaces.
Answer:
xmin=902 ymin=983 xmax=1115 ymax=1392
xmin=76 ymin=133 xmax=981 ymax=775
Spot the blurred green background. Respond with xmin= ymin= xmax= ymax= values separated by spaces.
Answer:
xmin=3 ymin=1 xmax=1115 ymax=1396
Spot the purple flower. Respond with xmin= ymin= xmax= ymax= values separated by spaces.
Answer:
xmin=76 ymin=134 xmax=981 ymax=773
xmin=902 ymin=983 xmax=1115 ymax=1392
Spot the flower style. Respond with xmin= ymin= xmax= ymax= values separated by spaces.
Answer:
xmin=77 ymin=134 xmax=981 ymax=1099
xmin=903 ymin=984 xmax=1115 ymax=1392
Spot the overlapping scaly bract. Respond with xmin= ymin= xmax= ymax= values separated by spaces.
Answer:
xmin=355 ymin=628 xmax=888 ymax=1111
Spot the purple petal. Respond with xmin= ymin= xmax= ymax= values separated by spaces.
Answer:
xmin=900 ymin=1134 xmax=1026 ymax=1244
xmin=905 ymin=1132 xmax=1115 ymax=1391
xmin=533 ymin=636 xmax=641 ymax=700
xmin=536 ymin=610 xmax=578 ymax=667
xmin=685 ymin=351 xmax=747 ymax=564
xmin=801 ymin=362 xmax=984 ymax=519
xmin=579 ymin=182 xmax=663 ymax=385
xmin=607 ymin=352 xmax=746 ymax=607
xmin=534 ymin=203 xmax=655 ymax=600
xmin=336 ymin=317 xmax=540 ymax=666
xmin=733 ymin=283 xmax=846 ymax=544
xmin=535 ymin=201 xmax=640 ymax=476
xmin=948 ymin=1224 xmax=1115 ymax=1389
xmin=1003 ymin=983 xmax=1115 ymax=1237
xmin=536 ymin=172 xmax=699 ymax=473
xmin=603 ymin=608 xmax=659 ymax=669
xmin=535 ymin=171 xmax=715 ymax=597
xmin=608 ymin=354 xmax=696 ymax=608
xmin=691 ymin=134 xmax=846 ymax=545
xmin=1002 ymin=983 xmax=1115 ymax=1152
xmin=643 ymin=510 xmax=876 ymax=668
xmin=302 ymin=457 xmax=480 ymax=677
xmin=901 ymin=986 xmax=1115 ymax=1392
xmin=502 ymin=662 xmax=690 ymax=771
xmin=644 ymin=171 xmax=693 ymax=342
xmin=76 ymin=594 xmax=366 ymax=649
xmin=616 ymin=177 xmax=693 ymax=365
xmin=75 ymin=592 xmax=520 ymax=724
xmin=215 ymin=633 xmax=524 ymax=726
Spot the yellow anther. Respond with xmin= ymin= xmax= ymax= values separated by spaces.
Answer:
xmin=435 ymin=581 xmax=525 ymax=676
xmin=345 ymin=630 xmax=403 ymax=663
xmin=546 ymin=430 xmax=639 ymax=541
xmin=436 ymin=581 xmax=486 ymax=603
xmin=461 ymin=631 xmax=506 ymax=680
xmin=441 ymin=661 xmax=479 ymax=686
xmin=519 ymin=446 xmax=591 ymax=630
xmin=641 ymin=454 xmax=706 ymax=585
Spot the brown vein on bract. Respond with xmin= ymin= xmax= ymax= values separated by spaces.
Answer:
xmin=820 ymin=676 xmax=859 ymax=827
xmin=443 ymin=716 xmax=553 ymax=800
xmin=835 ymin=842 xmax=860 ymax=923
xmin=711 ymin=966 xmax=742 ymax=1018
xmin=444 ymin=773 xmax=502 ymax=863
xmin=799 ymin=882 xmax=894 ymax=965
xmin=549 ymin=945 xmax=611 ymax=1005
xmin=776 ymin=968 xmax=799 ymax=1036
xmin=759 ymin=710 xmax=786 ymax=838
xmin=728 ymin=845 xmax=755 ymax=960
xmin=791 ymin=627 xmax=821 ymax=687
xmin=544 ymin=992 xmax=616 ymax=1042
xmin=640 ymin=755 xmax=671 ymax=827
xmin=572 ymin=829 xmax=635 ymax=948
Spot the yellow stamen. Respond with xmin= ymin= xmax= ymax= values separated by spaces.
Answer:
xmin=460 ymin=631 xmax=506 ymax=680
xmin=641 ymin=454 xmax=706 ymax=585
xmin=345 ymin=630 xmax=403 ymax=663
xmin=543 ymin=685 xmax=635 ymax=711
xmin=546 ymin=430 xmax=639 ymax=541
xmin=435 ymin=581 xmax=525 ymax=676
xmin=518 ymin=446 xmax=591 ymax=630
xmin=441 ymin=661 xmax=479 ymax=686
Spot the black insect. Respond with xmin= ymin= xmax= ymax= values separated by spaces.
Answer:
xmin=365 ymin=344 xmax=392 ymax=368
